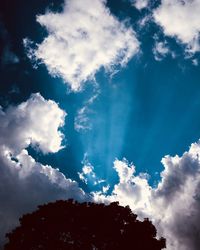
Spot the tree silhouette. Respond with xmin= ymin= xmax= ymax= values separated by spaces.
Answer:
xmin=5 ymin=200 xmax=166 ymax=250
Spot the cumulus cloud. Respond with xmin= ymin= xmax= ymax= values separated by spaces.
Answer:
xmin=152 ymin=142 xmax=200 ymax=250
xmin=131 ymin=0 xmax=149 ymax=10
xmin=0 ymin=93 xmax=66 ymax=154
xmin=2 ymin=93 xmax=200 ymax=250
xmin=93 ymin=159 xmax=152 ymax=217
xmin=0 ymin=94 xmax=88 ymax=248
xmin=24 ymin=0 xmax=139 ymax=91
xmin=153 ymin=0 xmax=200 ymax=53
xmin=93 ymin=142 xmax=200 ymax=250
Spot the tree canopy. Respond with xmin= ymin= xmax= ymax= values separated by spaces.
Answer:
xmin=5 ymin=200 xmax=166 ymax=250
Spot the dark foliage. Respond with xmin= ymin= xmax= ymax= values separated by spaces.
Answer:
xmin=5 ymin=200 xmax=166 ymax=250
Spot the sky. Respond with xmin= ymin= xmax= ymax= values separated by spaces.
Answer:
xmin=0 ymin=0 xmax=200 ymax=249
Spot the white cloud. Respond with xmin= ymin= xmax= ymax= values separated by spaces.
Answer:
xmin=153 ymin=0 xmax=200 ymax=53
xmin=78 ymin=154 xmax=105 ymax=186
xmin=78 ymin=164 xmax=95 ymax=184
xmin=2 ymin=93 xmax=200 ymax=250
xmin=152 ymin=39 xmax=175 ymax=61
xmin=74 ymin=88 xmax=100 ymax=132
xmin=153 ymin=41 xmax=169 ymax=61
xmin=152 ymin=142 xmax=200 ymax=250
xmin=131 ymin=0 xmax=149 ymax=10
xmin=137 ymin=14 xmax=151 ymax=28
xmin=82 ymin=165 xmax=94 ymax=175
xmin=93 ymin=159 xmax=152 ymax=217
xmin=25 ymin=0 xmax=139 ymax=91
xmin=192 ymin=58 xmax=198 ymax=66
xmin=0 ymin=93 xmax=66 ymax=154
xmin=0 ymin=94 xmax=88 ymax=247
xmin=93 ymin=142 xmax=200 ymax=250
xmin=102 ymin=184 xmax=110 ymax=193
xmin=75 ymin=106 xmax=92 ymax=132
xmin=114 ymin=158 xmax=135 ymax=183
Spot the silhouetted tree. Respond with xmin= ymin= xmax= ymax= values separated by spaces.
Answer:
xmin=5 ymin=200 xmax=166 ymax=250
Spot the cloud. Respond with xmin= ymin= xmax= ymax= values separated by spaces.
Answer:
xmin=74 ymin=106 xmax=92 ymax=131
xmin=2 ymin=93 xmax=200 ymax=250
xmin=131 ymin=0 xmax=149 ymax=10
xmin=93 ymin=159 xmax=152 ymax=217
xmin=153 ymin=0 xmax=200 ymax=53
xmin=74 ymin=88 xmax=100 ymax=132
xmin=153 ymin=41 xmax=169 ymax=61
xmin=0 ymin=94 xmax=88 ymax=248
xmin=93 ymin=142 xmax=200 ymax=250
xmin=78 ymin=164 xmax=95 ymax=184
xmin=152 ymin=36 xmax=175 ymax=61
xmin=78 ymin=154 xmax=105 ymax=185
xmin=24 ymin=0 xmax=139 ymax=91
xmin=192 ymin=58 xmax=198 ymax=66
xmin=0 ymin=93 xmax=66 ymax=154
xmin=137 ymin=14 xmax=151 ymax=28
xmin=152 ymin=142 xmax=200 ymax=250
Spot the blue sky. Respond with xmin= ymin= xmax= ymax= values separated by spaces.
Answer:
xmin=1 ymin=0 xmax=200 ymax=249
